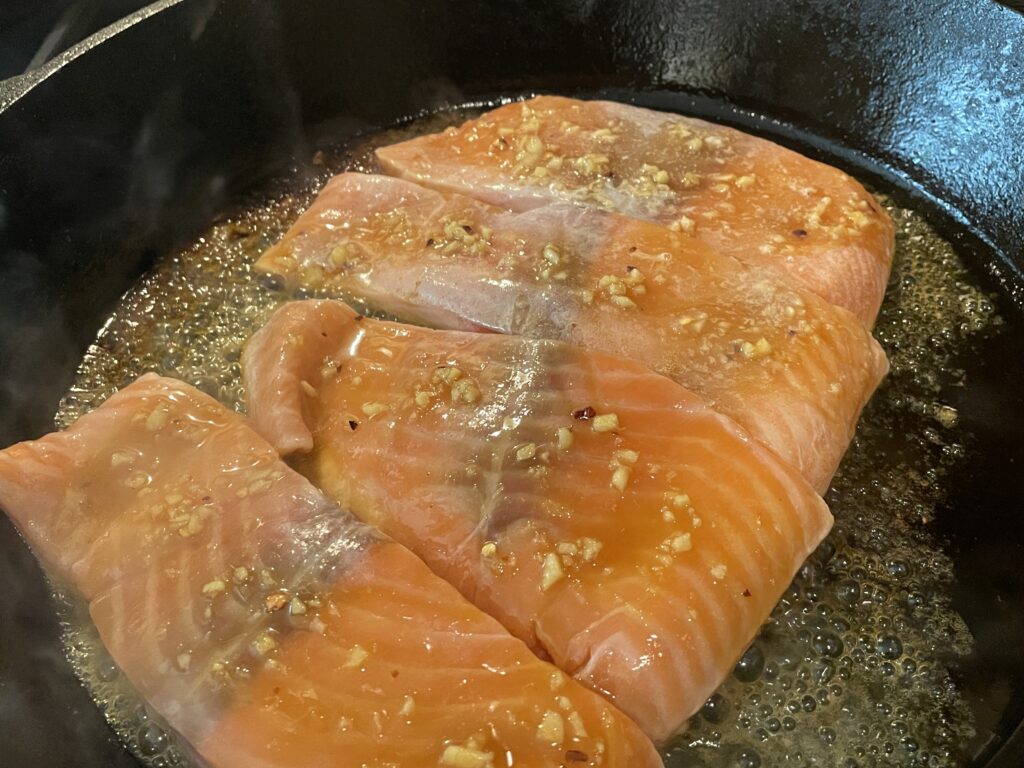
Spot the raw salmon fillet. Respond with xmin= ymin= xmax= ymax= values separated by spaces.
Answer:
xmin=256 ymin=173 xmax=888 ymax=492
xmin=0 ymin=374 xmax=658 ymax=767
xmin=243 ymin=300 xmax=834 ymax=742
xmin=376 ymin=95 xmax=895 ymax=326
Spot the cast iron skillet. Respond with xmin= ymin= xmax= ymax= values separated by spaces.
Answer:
xmin=0 ymin=1 xmax=1022 ymax=765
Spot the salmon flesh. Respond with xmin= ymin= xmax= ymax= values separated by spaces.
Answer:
xmin=256 ymin=173 xmax=888 ymax=492
xmin=0 ymin=374 xmax=659 ymax=767
xmin=243 ymin=301 xmax=834 ymax=741
xmin=376 ymin=96 xmax=894 ymax=326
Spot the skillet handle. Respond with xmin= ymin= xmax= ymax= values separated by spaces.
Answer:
xmin=0 ymin=0 xmax=183 ymax=113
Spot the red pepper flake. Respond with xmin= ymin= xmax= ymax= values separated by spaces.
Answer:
xmin=742 ymin=588 xmax=752 ymax=597
xmin=626 ymin=265 xmax=637 ymax=272
xmin=792 ymin=228 xmax=807 ymax=238
xmin=462 ymin=225 xmax=473 ymax=234
xmin=348 ymin=420 xmax=359 ymax=431
xmin=572 ymin=406 xmax=596 ymax=420
xmin=426 ymin=238 xmax=435 ymax=246
xmin=566 ymin=750 xmax=589 ymax=763
xmin=628 ymin=245 xmax=638 ymax=253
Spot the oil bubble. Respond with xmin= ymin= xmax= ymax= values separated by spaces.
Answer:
xmin=137 ymin=723 xmax=168 ymax=756
xmin=733 ymin=644 xmax=765 ymax=682
xmin=877 ymin=635 xmax=904 ymax=660
xmin=812 ymin=631 xmax=844 ymax=658
xmin=700 ymin=693 xmax=729 ymax=724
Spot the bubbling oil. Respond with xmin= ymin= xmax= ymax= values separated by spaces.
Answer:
xmin=53 ymin=108 xmax=1001 ymax=768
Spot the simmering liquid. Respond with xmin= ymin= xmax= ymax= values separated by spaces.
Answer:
xmin=53 ymin=107 xmax=1002 ymax=768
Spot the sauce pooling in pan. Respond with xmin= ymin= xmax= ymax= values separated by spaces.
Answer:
xmin=55 ymin=105 xmax=1001 ymax=768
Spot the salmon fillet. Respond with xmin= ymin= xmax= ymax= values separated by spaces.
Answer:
xmin=256 ymin=173 xmax=888 ymax=492
xmin=243 ymin=300 xmax=834 ymax=742
xmin=0 ymin=374 xmax=658 ymax=767
xmin=375 ymin=95 xmax=895 ymax=326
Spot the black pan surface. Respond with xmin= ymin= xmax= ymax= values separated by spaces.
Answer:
xmin=0 ymin=1 xmax=1022 ymax=765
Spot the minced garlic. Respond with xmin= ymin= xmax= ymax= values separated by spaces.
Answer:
xmin=568 ymin=711 xmax=588 ymax=738
xmin=251 ymin=633 xmax=278 ymax=657
xmin=669 ymin=215 xmax=696 ymax=234
xmin=573 ymin=153 xmax=610 ymax=176
xmin=343 ymin=644 xmax=369 ymax=668
xmin=614 ymin=449 xmax=639 ymax=465
xmin=145 ymin=406 xmax=169 ymax=432
xmin=109 ymin=450 xmax=134 ymax=468
xmin=580 ymin=537 xmax=603 ymax=562
xmin=264 ymin=593 xmax=289 ymax=612
xmin=541 ymin=553 xmax=564 ymax=591
xmin=361 ymin=402 xmax=389 ymax=418
xmin=440 ymin=744 xmax=494 ymax=768
xmin=432 ymin=366 xmax=463 ymax=385
xmin=202 ymin=579 xmax=226 ymax=597
xmin=611 ymin=465 xmax=631 ymax=492
xmin=537 ymin=710 xmax=565 ymax=744
xmin=740 ymin=337 xmax=773 ymax=358
xmin=450 ymin=378 xmax=481 ymax=405
xmin=516 ymin=443 xmax=537 ymax=462
xmin=669 ymin=492 xmax=691 ymax=508
xmin=670 ymin=533 xmax=692 ymax=553
xmin=399 ymin=695 xmax=415 ymax=717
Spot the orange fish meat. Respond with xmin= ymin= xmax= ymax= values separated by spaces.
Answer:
xmin=256 ymin=173 xmax=888 ymax=492
xmin=376 ymin=95 xmax=894 ymax=326
xmin=0 ymin=374 xmax=658 ymax=767
xmin=243 ymin=300 xmax=834 ymax=741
